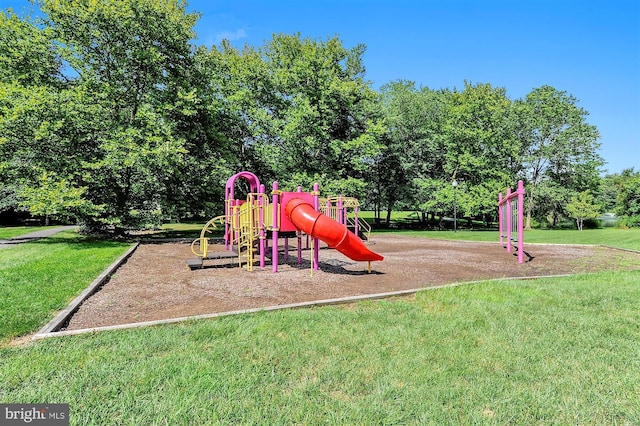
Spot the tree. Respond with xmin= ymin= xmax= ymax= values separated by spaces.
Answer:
xmin=0 ymin=9 xmax=62 ymax=86
xmin=604 ymin=168 xmax=640 ymax=228
xmin=441 ymin=82 xmax=520 ymax=227
xmin=18 ymin=171 xmax=98 ymax=225
xmin=214 ymin=34 xmax=384 ymax=196
xmin=0 ymin=84 xmax=100 ymax=218
xmin=0 ymin=9 xmax=64 ymax=217
xmin=159 ymin=44 xmax=239 ymax=220
xmin=378 ymin=81 xmax=449 ymax=226
xmin=35 ymin=0 xmax=199 ymax=233
xmin=566 ymin=190 xmax=600 ymax=231
xmin=515 ymin=86 xmax=603 ymax=229
xmin=376 ymin=81 xmax=523 ymax=229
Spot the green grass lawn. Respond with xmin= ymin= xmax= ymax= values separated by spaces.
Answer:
xmin=525 ymin=228 xmax=640 ymax=249
xmin=394 ymin=228 xmax=640 ymax=250
xmin=0 ymin=231 xmax=132 ymax=342
xmin=1 ymin=228 xmax=639 ymax=424
xmin=1 ymin=271 xmax=639 ymax=424
xmin=0 ymin=225 xmax=50 ymax=239
xmin=133 ymin=222 xmax=223 ymax=240
xmin=154 ymin=217 xmax=640 ymax=251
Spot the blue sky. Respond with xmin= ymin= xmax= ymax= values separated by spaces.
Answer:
xmin=5 ymin=0 xmax=639 ymax=174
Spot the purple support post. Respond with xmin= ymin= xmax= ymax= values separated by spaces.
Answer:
xmin=224 ymin=190 xmax=232 ymax=251
xmin=284 ymin=237 xmax=289 ymax=261
xmin=272 ymin=181 xmax=279 ymax=272
xmin=224 ymin=198 xmax=233 ymax=251
xmin=517 ymin=180 xmax=525 ymax=264
xmin=224 ymin=202 xmax=230 ymax=251
xmin=498 ymin=192 xmax=504 ymax=246
xmin=338 ymin=195 xmax=343 ymax=225
xmin=259 ymin=184 xmax=266 ymax=269
xmin=506 ymin=187 xmax=512 ymax=253
xmin=313 ymin=183 xmax=320 ymax=270
xmin=297 ymin=186 xmax=303 ymax=264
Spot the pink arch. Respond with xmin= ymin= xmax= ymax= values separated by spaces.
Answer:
xmin=224 ymin=172 xmax=261 ymax=250
xmin=225 ymin=171 xmax=261 ymax=203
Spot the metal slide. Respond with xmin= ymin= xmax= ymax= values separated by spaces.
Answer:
xmin=284 ymin=198 xmax=383 ymax=262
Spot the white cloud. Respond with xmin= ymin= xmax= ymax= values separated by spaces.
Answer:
xmin=214 ymin=28 xmax=248 ymax=45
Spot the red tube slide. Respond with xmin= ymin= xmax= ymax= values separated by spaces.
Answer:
xmin=284 ymin=198 xmax=383 ymax=262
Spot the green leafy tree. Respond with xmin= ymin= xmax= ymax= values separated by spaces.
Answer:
xmin=532 ymin=180 xmax=573 ymax=228
xmin=0 ymin=9 xmax=65 ymax=217
xmin=377 ymin=81 xmax=520 ymax=229
xmin=566 ymin=190 xmax=601 ymax=231
xmin=378 ymin=81 xmax=449 ymax=225
xmin=159 ymin=44 xmax=238 ymax=220
xmin=35 ymin=0 xmax=199 ymax=233
xmin=605 ymin=168 xmax=640 ymax=228
xmin=215 ymin=33 xmax=384 ymax=196
xmin=596 ymin=173 xmax=619 ymax=214
xmin=514 ymin=86 xmax=603 ymax=228
xmin=442 ymin=82 xmax=520 ymax=227
xmin=18 ymin=171 xmax=99 ymax=225
xmin=0 ymin=9 xmax=62 ymax=86
xmin=203 ymin=41 xmax=280 ymax=177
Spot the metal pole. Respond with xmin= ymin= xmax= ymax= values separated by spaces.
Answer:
xmin=454 ymin=191 xmax=457 ymax=232
xmin=453 ymin=179 xmax=458 ymax=233
xmin=272 ymin=181 xmax=279 ymax=272
xmin=517 ymin=180 xmax=525 ymax=264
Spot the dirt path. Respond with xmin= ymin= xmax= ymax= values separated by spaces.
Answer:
xmin=64 ymin=235 xmax=640 ymax=330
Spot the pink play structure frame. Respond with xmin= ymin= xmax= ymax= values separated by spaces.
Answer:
xmin=498 ymin=180 xmax=525 ymax=264
xmin=224 ymin=172 xmax=322 ymax=272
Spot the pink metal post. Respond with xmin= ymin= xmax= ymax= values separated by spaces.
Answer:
xmin=284 ymin=237 xmax=289 ymax=262
xmin=516 ymin=180 xmax=525 ymax=264
xmin=312 ymin=183 xmax=320 ymax=270
xmin=506 ymin=187 xmax=512 ymax=254
xmin=498 ymin=180 xmax=525 ymax=264
xmin=498 ymin=192 xmax=504 ymax=246
xmin=259 ymin=184 xmax=266 ymax=269
xmin=225 ymin=171 xmax=261 ymax=251
xmin=272 ymin=181 xmax=279 ymax=272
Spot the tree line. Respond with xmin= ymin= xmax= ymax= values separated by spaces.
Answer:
xmin=1 ymin=0 xmax=637 ymax=234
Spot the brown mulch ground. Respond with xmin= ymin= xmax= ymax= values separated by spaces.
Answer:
xmin=63 ymin=234 xmax=640 ymax=330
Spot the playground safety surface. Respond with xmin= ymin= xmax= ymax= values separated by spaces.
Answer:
xmin=63 ymin=234 xmax=640 ymax=331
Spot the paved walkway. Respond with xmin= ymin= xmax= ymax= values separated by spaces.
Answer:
xmin=0 ymin=226 xmax=78 ymax=249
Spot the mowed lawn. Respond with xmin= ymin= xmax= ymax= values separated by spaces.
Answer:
xmin=0 ymin=225 xmax=50 ymax=239
xmin=1 ymin=227 xmax=639 ymax=424
xmin=0 ymin=230 xmax=133 ymax=341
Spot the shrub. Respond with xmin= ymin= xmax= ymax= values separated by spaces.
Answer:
xmin=619 ymin=215 xmax=640 ymax=228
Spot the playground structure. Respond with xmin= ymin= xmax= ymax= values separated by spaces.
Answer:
xmin=187 ymin=171 xmax=383 ymax=272
xmin=498 ymin=180 xmax=525 ymax=263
